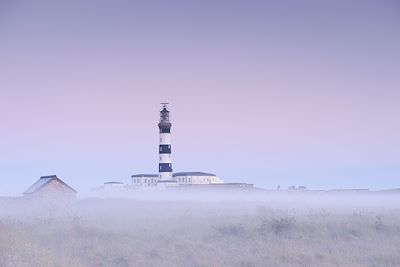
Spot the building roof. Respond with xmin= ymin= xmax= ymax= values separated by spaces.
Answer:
xmin=131 ymin=174 xmax=158 ymax=177
xmin=131 ymin=172 xmax=217 ymax=178
xmin=172 ymin=172 xmax=216 ymax=177
xmin=24 ymin=175 xmax=77 ymax=194
xmin=104 ymin=182 xmax=124 ymax=185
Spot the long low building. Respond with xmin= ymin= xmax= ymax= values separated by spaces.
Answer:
xmin=131 ymin=174 xmax=159 ymax=187
xmin=131 ymin=172 xmax=223 ymax=187
xmin=173 ymin=172 xmax=223 ymax=185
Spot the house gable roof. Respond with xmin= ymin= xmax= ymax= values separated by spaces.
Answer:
xmin=24 ymin=175 xmax=77 ymax=194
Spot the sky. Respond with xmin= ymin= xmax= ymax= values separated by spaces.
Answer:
xmin=0 ymin=0 xmax=399 ymax=195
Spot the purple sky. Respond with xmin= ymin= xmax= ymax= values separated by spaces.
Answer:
xmin=0 ymin=0 xmax=399 ymax=195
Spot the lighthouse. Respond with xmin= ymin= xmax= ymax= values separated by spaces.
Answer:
xmin=158 ymin=103 xmax=173 ymax=181
xmin=130 ymin=103 xmax=227 ymax=188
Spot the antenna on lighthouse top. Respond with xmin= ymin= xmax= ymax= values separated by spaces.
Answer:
xmin=160 ymin=102 xmax=169 ymax=109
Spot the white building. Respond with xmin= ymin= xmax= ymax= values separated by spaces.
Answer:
xmin=103 ymin=181 xmax=126 ymax=192
xmin=131 ymin=172 xmax=223 ymax=187
xmin=173 ymin=172 xmax=223 ymax=185
xmin=131 ymin=174 xmax=159 ymax=187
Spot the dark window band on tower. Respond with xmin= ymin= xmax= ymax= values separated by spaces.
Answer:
xmin=159 ymin=127 xmax=171 ymax=133
xmin=159 ymin=163 xmax=173 ymax=172
xmin=159 ymin=144 xmax=171 ymax=153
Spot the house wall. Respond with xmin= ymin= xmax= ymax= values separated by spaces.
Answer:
xmin=131 ymin=175 xmax=224 ymax=187
xmin=132 ymin=176 xmax=159 ymax=187
xmin=174 ymin=175 xmax=223 ymax=185
xmin=104 ymin=183 xmax=125 ymax=192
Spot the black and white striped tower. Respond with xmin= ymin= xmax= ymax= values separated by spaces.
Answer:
xmin=158 ymin=103 xmax=172 ymax=180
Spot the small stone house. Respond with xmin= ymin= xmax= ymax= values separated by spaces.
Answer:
xmin=23 ymin=175 xmax=77 ymax=199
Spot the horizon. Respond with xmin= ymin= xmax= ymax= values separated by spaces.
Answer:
xmin=1 ymin=0 xmax=400 ymax=196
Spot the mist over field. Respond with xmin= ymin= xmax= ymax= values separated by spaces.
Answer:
xmin=1 ymin=192 xmax=400 ymax=267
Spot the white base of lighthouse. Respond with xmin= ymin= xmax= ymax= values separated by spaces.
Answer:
xmin=159 ymin=172 xmax=172 ymax=180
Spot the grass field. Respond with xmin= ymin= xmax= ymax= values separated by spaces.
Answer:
xmin=1 ymin=193 xmax=400 ymax=267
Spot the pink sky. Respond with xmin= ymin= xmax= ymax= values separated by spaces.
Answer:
xmin=0 ymin=0 xmax=399 ymax=195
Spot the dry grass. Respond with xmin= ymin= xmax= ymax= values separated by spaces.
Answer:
xmin=1 ymin=195 xmax=400 ymax=267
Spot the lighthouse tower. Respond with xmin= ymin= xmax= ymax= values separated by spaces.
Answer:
xmin=158 ymin=103 xmax=173 ymax=181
